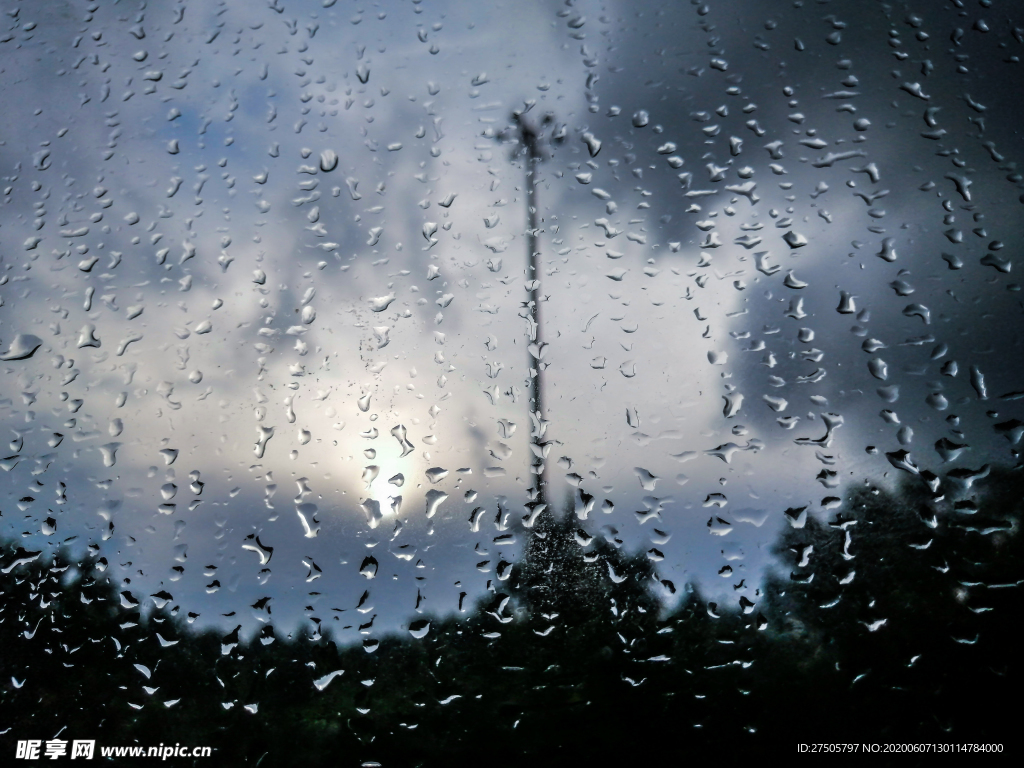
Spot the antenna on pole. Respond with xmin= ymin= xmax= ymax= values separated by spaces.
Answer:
xmin=499 ymin=107 xmax=564 ymax=522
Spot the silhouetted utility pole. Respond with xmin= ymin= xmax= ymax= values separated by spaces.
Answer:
xmin=505 ymin=110 xmax=563 ymax=520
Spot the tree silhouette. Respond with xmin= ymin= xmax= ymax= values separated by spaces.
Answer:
xmin=2 ymin=466 xmax=1020 ymax=764
xmin=763 ymin=465 xmax=1023 ymax=740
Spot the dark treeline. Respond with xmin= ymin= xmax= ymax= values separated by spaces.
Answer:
xmin=1 ymin=466 xmax=1021 ymax=766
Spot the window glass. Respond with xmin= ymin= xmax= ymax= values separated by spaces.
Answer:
xmin=1 ymin=0 xmax=1019 ymax=761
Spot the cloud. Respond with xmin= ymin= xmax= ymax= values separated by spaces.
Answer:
xmin=2 ymin=0 xmax=1021 ymax=635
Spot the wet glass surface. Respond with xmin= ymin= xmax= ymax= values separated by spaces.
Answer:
xmin=1 ymin=0 xmax=1021 ymax=763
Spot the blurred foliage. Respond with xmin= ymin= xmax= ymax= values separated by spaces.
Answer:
xmin=1 ymin=466 xmax=1020 ymax=765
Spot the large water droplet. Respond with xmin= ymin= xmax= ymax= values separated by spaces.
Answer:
xmin=0 ymin=334 xmax=42 ymax=360
xmin=319 ymin=149 xmax=338 ymax=172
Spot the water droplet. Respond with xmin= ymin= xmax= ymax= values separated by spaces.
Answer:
xmin=783 ymin=270 xmax=808 ymax=289
xmin=320 ymin=149 xmax=338 ymax=172
xmin=836 ymin=291 xmax=857 ymax=314
xmin=0 ymin=334 xmax=42 ymax=360
xmin=886 ymin=449 xmax=919 ymax=474
xmin=242 ymin=535 xmax=274 ymax=565
xmin=969 ymin=366 xmax=988 ymax=400
xmin=425 ymin=467 xmax=449 ymax=484
xmin=783 ymin=231 xmax=807 ymax=248
xmin=425 ymin=489 xmax=447 ymax=519
xmin=359 ymin=556 xmax=379 ymax=579
xmin=98 ymin=442 xmax=121 ymax=467
xmin=361 ymin=499 xmax=382 ymax=529
xmin=368 ymin=294 xmax=396 ymax=312
xmin=77 ymin=324 xmax=101 ymax=348
xmin=296 ymin=503 xmax=320 ymax=538
xmin=255 ymin=426 xmax=274 ymax=458
xmin=902 ymin=304 xmax=931 ymax=324
xmin=313 ymin=671 xmax=345 ymax=691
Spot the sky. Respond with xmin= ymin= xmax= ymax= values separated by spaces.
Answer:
xmin=1 ymin=0 xmax=1022 ymax=640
